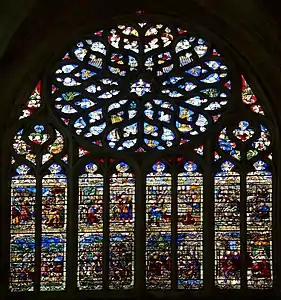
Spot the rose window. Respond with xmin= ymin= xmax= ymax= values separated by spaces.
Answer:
xmin=52 ymin=23 xmax=231 ymax=151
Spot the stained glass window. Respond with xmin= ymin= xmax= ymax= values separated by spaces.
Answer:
xmin=78 ymin=162 xmax=103 ymax=290
xmin=146 ymin=161 xmax=172 ymax=289
xmin=10 ymin=166 xmax=36 ymax=292
xmin=109 ymin=162 xmax=135 ymax=289
xmin=215 ymin=161 xmax=240 ymax=288
xmin=7 ymin=17 xmax=275 ymax=296
xmin=177 ymin=161 xmax=203 ymax=289
xmin=247 ymin=160 xmax=272 ymax=288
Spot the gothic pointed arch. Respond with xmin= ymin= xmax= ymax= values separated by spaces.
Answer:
xmin=2 ymin=12 xmax=278 ymax=300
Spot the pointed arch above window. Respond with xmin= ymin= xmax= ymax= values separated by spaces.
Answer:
xmin=6 ymin=16 xmax=276 ymax=297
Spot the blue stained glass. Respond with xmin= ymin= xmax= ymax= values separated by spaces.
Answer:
xmin=184 ymin=161 xmax=198 ymax=172
xmin=162 ymin=89 xmax=183 ymax=97
xmin=74 ymin=47 xmax=87 ymax=61
xmin=185 ymin=96 xmax=207 ymax=107
xmin=162 ymin=77 xmax=183 ymax=85
xmin=120 ymin=139 xmax=137 ymax=150
xmin=85 ymin=163 xmax=98 ymax=173
xmin=205 ymin=61 xmax=221 ymax=70
xmin=178 ymin=82 xmax=197 ymax=91
xmin=152 ymin=161 xmax=166 ymax=173
xmin=201 ymin=73 xmax=220 ymax=83
xmin=145 ymin=139 xmax=159 ymax=148
xmin=194 ymin=44 xmax=208 ymax=58
xmin=57 ymin=77 xmax=81 ymax=87
xmin=16 ymin=164 xmax=30 ymax=175
xmin=161 ymin=128 xmax=175 ymax=143
xmin=221 ymin=161 xmax=235 ymax=172
xmin=98 ymin=90 xmax=120 ymax=99
xmin=75 ymin=98 xmax=96 ymax=109
xmin=158 ymin=111 xmax=171 ymax=123
xmin=253 ymin=160 xmax=267 ymax=171
xmin=116 ymin=162 xmax=129 ymax=172
xmin=86 ymin=84 xmax=100 ymax=94
xmin=89 ymin=123 xmax=106 ymax=135
xmin=90 ymin=41 xmax=106 ymax=54
xmin=130 ymin=79 xmax=151 ymax=96
xmin=78 ymin=69 xmax=96 ymax=80
xmin=48 ymin=163 xmax=62 ymax=174
xmin=59 ymin=64 xmax=78 ymax=73
xmin=61 ymin=105 xmax=77 ymax=114
xmin=34 ymin=125 xmax=44 ymax=133
xmin=123 ymin=123 xmax=138 ymax=136
xmin=89 ymin=109 xmax=103 ymax=123
xmin=74 ymin=117 xmax=87 ymax=129
xmin=186 ymin=66 xmax=205 ymax=76
xmin=179 ymin=107 xmax=194 ymax=120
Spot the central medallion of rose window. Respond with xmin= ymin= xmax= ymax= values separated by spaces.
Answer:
xmin=51 ymin=22 xmax=231 ymax=151
xmin=130 ymin=79 xmax=152 ymax=97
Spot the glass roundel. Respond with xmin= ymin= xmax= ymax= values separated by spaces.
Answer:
xmin=51 ymin=23 xmax=232 ymax=151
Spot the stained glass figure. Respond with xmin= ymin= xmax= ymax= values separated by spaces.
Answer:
xmin=109 ymin=162 xmax=135 ymax=289
xmin=146 ymin=161 xmax=172 ymax=289
xmin=177 ymin=162 xmax=203 ymax=289
xmin=246 ymin=161 xmax=272 ymax=288
xmin=9 ymin=165 xmax=36 ymax=291
xmin=19 ymin=81 xmax=41 ymax=119
xmin=214 ymin=161 xmax=240 ymax=289
xmin=51 ymin=23 xmax=231 ymax=152
xmin=78 ymin=163 xmax=103 ymax=290
xmin=41 ymin=164 xmax=67 ymax=291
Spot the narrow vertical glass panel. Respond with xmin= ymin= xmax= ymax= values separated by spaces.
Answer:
xmin=78 ymin=162 xmax=103 ymax=290
xmin=10 ymin=168 xmax=36 ymax=291
xmin=177 ymin=161 xmax=203 ymax=289
xmin=41 ymin=164 xmax=67 ymax=291
xmin=19 ymin=81 xmax=41 ymax=120
xmin=109 ymin=162 xmax=135 ymax=289
xmin=246 ymin=163 xmax=272 ymax=288
xmin=214 ymin=161 xmax=240 ymax=289
xmin=146 ymin=161 xmax=172 ymax=290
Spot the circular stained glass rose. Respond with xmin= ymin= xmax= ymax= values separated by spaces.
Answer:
xmin=51 ymin=22 xmax=231 ymax=151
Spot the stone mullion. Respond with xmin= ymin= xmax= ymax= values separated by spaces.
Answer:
xmin=2 ymin=146 xmax=12 ymax=299
xmin=136 ymin=167 xmax=146 ymax=297
xmin=35 ymin=149 xmax=42 ymax=292
xmin=203 ymin=137 xmax=215 ymax=293
xmin=103 ymin=158 xmax=109 ymax=291
xmin=240 ymin=169 xmax=247 ymax=290
xmin=171 ymin=168 xmax=178 ymax=290
xmin=66 ymin=138 xmax=78 ymax=294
